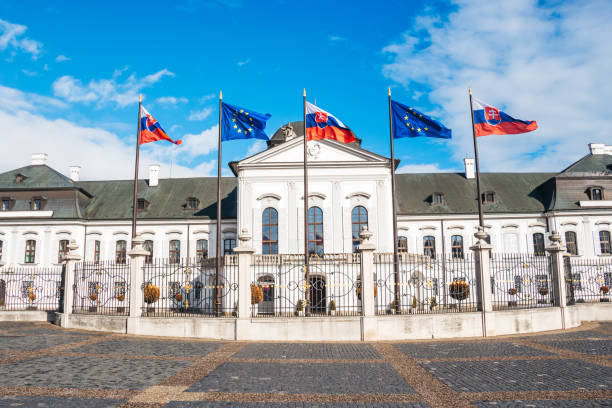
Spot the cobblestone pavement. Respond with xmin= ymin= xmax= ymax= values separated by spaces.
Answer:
xmin=0 ymin=321 xmax=610 ymax=407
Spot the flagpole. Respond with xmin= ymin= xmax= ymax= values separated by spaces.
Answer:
xmin=469 ymin=88 xmax=485 ymax=228
xmin=215 ymin=90 xmax=223 ymax=316
xmin=303 ymin=88 xmax=310 ymax=317
xmin=131 ymin=95 xmax=142 ymax=243
xmin=387 ymin=88 xmax=400 ymax=312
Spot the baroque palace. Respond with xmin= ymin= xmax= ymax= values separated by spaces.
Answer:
xmin=0 ymin=122 xmax=611 ymax=268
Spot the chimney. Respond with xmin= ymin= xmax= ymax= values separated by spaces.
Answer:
xmin=149 ymin=164 xmax=160 ymax=187
xmin=69 ymin=166 xmax=81 ymax=182
xmin=464 ymin=158 xmax=475 ymax=179
xmin=31 ymin=153 xmax=48 ymax=166
xmin=589 ymin=143 xmax=612 ymax=155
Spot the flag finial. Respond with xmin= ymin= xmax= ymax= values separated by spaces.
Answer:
xmin=139 ymin=94 xmax=142 ymax=102
xmin=219 ymin=90 xmax=222 ymax=99
xmin=303 ymin=88 xmax=306 ymax=97
xmin=469 ymin=88 xmax=472 ymax=95
xmin=388 ymin=87 xmax=391 ymax=96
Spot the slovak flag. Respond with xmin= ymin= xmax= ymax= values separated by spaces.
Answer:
xmin=139 ymin=106 xmax=181 ymax=145
xmin=305 ymin=102 xmax=357 ymax=144
xmin=472 ymin=97 xmax=537 ymax=137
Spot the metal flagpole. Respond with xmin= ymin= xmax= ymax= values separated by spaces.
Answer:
xmin=387 ymin=88 xmax=400 ymax=312
xmin=215 ymin=91 xmax=223 ymax=316
xmin=469 ymin=88 xmax=485 ymax=228
xmin=303 ymin=88 xmax=310 ymax=316
xmin=131 ymin=95 xmax=142 ymax=244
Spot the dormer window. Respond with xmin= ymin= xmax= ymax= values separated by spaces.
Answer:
xmin=14 ymin=173 xmax=27 ymax=184
xmin=137 ymin=198 xmax=149 ymax=211
xmin=432 ymin=192 xmax=444 ymax=206
xmin=31 ymin=197 xmax=45 ymax=211
xmin=482 ymin=191 xmax=496 ymax=204
xmin=588 ymin=186 xmax=604 ymax=201
xmin=186 ymin=197 xmax=199 ymax=210
xmin=1 ymin=198 xmax=14 ymax=211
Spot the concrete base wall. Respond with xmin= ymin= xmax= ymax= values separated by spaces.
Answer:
xmin=5 ymin=304 xmax=608 ymax=341
xmin=0 ymin=310 xmax=52 ymax=322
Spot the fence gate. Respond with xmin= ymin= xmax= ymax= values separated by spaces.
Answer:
xmin=73 ymin=261 xmax=130 ymax=315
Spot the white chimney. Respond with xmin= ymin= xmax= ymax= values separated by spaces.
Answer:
xmin=149 ymin=164 xmax=160 ymax=187
xmin=31 ymin=153 xmax=48 ymax=166
xmin=69 ymin=166 xmax=81 ymax=182
xmin=589 ymin=143 xmax=612 ymax=155
xmin=464 ymin=158 xmax=475 ymax=179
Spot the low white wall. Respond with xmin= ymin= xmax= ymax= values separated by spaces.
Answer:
xmin=7 ymin=303 xmax=609 ymax=340
xmin=0 ymin=310 xmax=51 ymax=322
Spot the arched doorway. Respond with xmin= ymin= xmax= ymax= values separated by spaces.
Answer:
xmin=309 ymin=276 xmax=326 ymax=314
xmin=257 ymin=275 xmax=275 ymax=316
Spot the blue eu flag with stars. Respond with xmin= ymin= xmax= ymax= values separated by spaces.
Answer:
xmin=391 ymin=100 xmax=451 ymax=139
xmin=221 ymin=102 xmax=271 ymax=142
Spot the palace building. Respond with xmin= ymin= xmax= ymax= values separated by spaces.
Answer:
xmin=0 ymin=122 xmax=611 ymax=268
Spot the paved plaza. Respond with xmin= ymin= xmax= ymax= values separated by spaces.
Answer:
xmin=0 ymin=322 xmax=610 ymax=407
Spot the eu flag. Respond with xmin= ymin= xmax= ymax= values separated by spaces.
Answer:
xmin=221 ymin=102 xmax=271 ymax=142
xmin=391 ymin=100 xmax=451 ymax=139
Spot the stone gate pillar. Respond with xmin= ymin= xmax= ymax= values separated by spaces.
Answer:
xmin=546 ymin=231 xmax=569 ymax=309
xmin=358 ymin=227 xmax=376 ymax=317
xmin=234 ymin=228 xmax=254 ymax=319
xmin=127 ymin=235 xmax=149 ymax=318
xmin=62 ymin=240 xmax=82 ymax=316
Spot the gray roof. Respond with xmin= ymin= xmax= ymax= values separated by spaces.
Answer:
xmin=395 ymin=172 xmax=555 ymax=215
xmin=78 ymin=177 xmax=237 ymax=220
xmin=0 ymin=165 xmax=76 ymax=190
xmin=559 ymin=154 xmax=612 ymax=176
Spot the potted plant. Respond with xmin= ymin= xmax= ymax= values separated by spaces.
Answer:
xmin=88 ymin=293 xmax=98 ymax=312
xmin=429 ymin=296 xmax=437 ymax=311
xmin=508 ymin=287 xmax=518 ymax=307
xmin=411 ymin=295 xmax=418 ymax=314
xmin=449 ymin=280 xmax=470 ymax=309
xmin=329 ymin=300 xmax=336 ymax=316
xmin=601 ymin=286 xmax=610 ymax=302
xmin=537 ymin=287 xmax=549 ymax=304
xmin=251 ymin=284 xmax=263 ymax=305
xmin=389 ymin=300 xmax=396 ymax=315
xmin=116 ymin=293 xmax=126 ymax=313
xmin=144 ymin=283 xmax=160 ymax=314
xmin=296 ymin=299 xmax=305 ymax=316
xmin=27 ymin=291 xmax=37 ymax=310
xmin=174 ymin=293 xmax=183 ymax=302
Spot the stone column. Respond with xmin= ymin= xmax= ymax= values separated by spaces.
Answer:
xmin=62 ymin=240 xmax=82 ymax=316
xmin=233 ymin=228 xmax=254 ymax=319
xmin=470 ymin=227 xmax=493 ymax=313
xmin=358 ymin=227 xmax=376 ymax=317
xmin=546 ymin=231 xmax=568 ymax=308
xmin=127 ymin=235 xmax=149 ymax=318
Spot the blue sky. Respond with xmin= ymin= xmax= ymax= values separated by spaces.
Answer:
xmin=0 ymin=0 xmax=610 ymax=180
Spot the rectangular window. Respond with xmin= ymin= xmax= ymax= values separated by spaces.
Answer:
xmin=24 ymin=240 xmax=36 ymax=264
xmin=1 ymin=199 xmax=10 ymax=211
xmin=169 ymin=281 xmax=181 ymax=297
xmin=431 ymin=278 xmax=439 ymax=296
xmin=514 ymin=275 xmax=522 ymax=293
xmin=571 ymin=273 xmax=582 ymax=290
xmin=196 ymin=239 xmax=208 ymax=262
xmin=398 ymin=237 xmax=408 ymax=252
xmin=32 ymin=198 xmax=43 ymax=210
xmin=423 ymin=236 xmax=436 ymax=259
xmin=115 ymin=240 xmax=126 ymax=264
xmin=93 ymin=240 xmax=100 ymax=264
xmin=592 ymin=188 xmax=603 ymax=200
xmin=224 ymin=239 xmax=236 ymax=255
xmin=58 ymin=239 xmax=69 ymax=263
xmin=88 ymin=281 xmax=99 ymax=296
xmin=533 ymin=233 xmax=545 ymax=256
xmin=565 ymin=231 xmax=578 ymax=256
xmin=114 ymin=281 xmax=126 ymax=297
xmin=536 ymin=274 xmax=549 ymax=291
xmin=600 ymin=231 xmax=611 ymax=255
xmin=169 ymin=240 xmax=180 ymax=263
xmin=144 ymin=240 xmax=153 ymax=264
xmin=21 ymin=281 xmax=34 ymax=298
xmin=451 ymin=235 xmax=464 ymax=259
xmin=604 ymin=272 xmax=612 ymax=288
xmin=56 ymin=280 xmax=62 ymax=298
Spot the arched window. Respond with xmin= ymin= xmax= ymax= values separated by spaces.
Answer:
xmin=565 ymin=231 xmax=578 ymax=256
xmin=58 ymin=239 xmax=69 ymax=263
xmin=351 ymin=206 xmax=368 ymax=253
xmin=169 ymin=240 xmax=181 ymax=263
xmin=451 ymin=235 xmax=464 ymax=259
xmin=93 ymin=240 xmax=101 ymax=264
xmin=397 ymin=236 xmax=408 ymax=252
xmin=115 ymin=240 xmax=126 ymax=264
xmin=423 ymin=236 xmax=436 ymax=259
xmin=308 ymin=206 xmax=324 ymax=255
xmin=533 ymin=233 xmax=545 ymax=256
xmin=24 ymin=240 xmax=36 ymax=264
xmin=144 ymin=240 xmax=153 ymax=264
xmin=262 ymin=207 xmax=278 ymax=255
xmin=600 ymin=231 xmax=611 ymax=255
xmin=196 ymin=239 xmax=208 ymax=262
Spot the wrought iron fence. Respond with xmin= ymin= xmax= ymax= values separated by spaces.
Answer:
xmin=142 ymin=257 xmax=238 ymax=317
xmin=490 ymin=253 xmax=553 ymax=310
xmin=374 ymin=253 xmax=479 ymax=314
xmin=73 ymin=261 xmax=130 ymax=315
xmin=250 ymin=253 xmax=361 ymax=317
xmin=565 ymin=256 xmax=612 ymax=304
xmin=0 ymin=266 xmax=63 ymax=311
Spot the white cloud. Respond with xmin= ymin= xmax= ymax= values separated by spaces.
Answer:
xmin=199 ymin=94 xmax=216 ymax=103
xmin=156 ymin=96 xmax=188 ymax=105
xmin=52 ymin=69 xmax=174 ymax=108
xmin=382 ymin=0 xmax=612 ymax=172
xmin=0 ymin=19 xmax=42 ymax=59
xmin=179 ymin=125 xmax=218 ymax=157
xmin=55 ymin=54 xmax=70 ymax=62
xmin=0 ymin=84 xmax=67 ymax=112
xmin=245 ymin=140 xmax=266 ymax=157
xmin=328 ymin=35 xmax=345 ymax=42
xmin=237 ymin=59 xmax=250 ymax=67
xmin=397 ymin=163 xmax=455 ymax=173
xmin=188 ymin=107 xmax=213 ymax=121
xmin=21 ymin=69 xmax=37 ymax=77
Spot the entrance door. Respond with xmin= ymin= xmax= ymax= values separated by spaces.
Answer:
xmin=309 ymin=276 xmax=326 ymax=314
xmin=257 ymin=276 xmax=275 ymax=316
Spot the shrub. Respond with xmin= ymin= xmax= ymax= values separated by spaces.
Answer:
xmin=251 ymin=284 xmax=263 ymax=304
xmin=449 ymin=281 xmax=470 ymax=301
xmin=329 ymin=300 xmax=336 ymax=311
xmin=174 ymin=293 xmax=183 ymax=302
xmin=144 ymin=284 xmax=160 ymax=304
xmin=600 ymin=286 xmax=609 ymax=295
xmin=89 ymin=293 xmax=98 ymax=302
xmin=117 ymin=293 xmax=125 ymax=302
xmin=390 ymin=300 xmax=396 ymax=310
xmin=508 ymin=288 xmax=517 ymax=296
xmin=430 ymin=296 xmax=437 ymax=310
xmin=297 ymin=299 xmax=304 ymax=312
xmin=28 ymin=292 xmax=36 ymax=301
xmin=412 ymin=296 xmax=418 ymax=309
xmin=538 ymin=287 xmax=549 ymax=296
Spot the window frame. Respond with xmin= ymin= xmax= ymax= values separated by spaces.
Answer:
xmin=196 ymin=239 xmax=208 ymax=262
xmin=115 ymin=240 xmax=127 ymax=264
xmin=93 ymin=240 xmax=101 ymax=264
xmin=351 ymin=206 xmax=368 ymax=253
xmin=482 ymin=191 xmax=496 ymax=204
xmin=423 ymin=235 xmax=436 ymax=259
xmin=144 ymin=240 xmax=153 ymax=264
xmin=169 ymin=239 xmax=181 ymax=263
xmin=58 ymin=239 xmax=69 ymax=263
xmin=600 ymin=230 xmax=611 ymax=255
xmin=31 ymin=197 xmax=45 ymax=211
xmin=24 ymin=239 xmax=36 ymax=264
xmin=451 ymin=234 xmax=464 ymax=259
xmin=565 ymin=231 xmax=578 ymax=256
xmin=308 ymin=206 xmax=324 ymax=255
xmin=224 ymin=238 xmax=236 ymax=255
xmin=1 ymin=197 xmax=14 ymax=211
xmin=588 ymin=186 xmax=604 ymax=201
xmin=136 ymin=198 xmax=149 ymax=211
xmin=397 ymin=236 xmax=408 ymax=252
xmin=432 ymin=192 xmax=444 ymax=206
xmin=262 ymin=207 xmax=279 ymax=255
xmin=186 ymin=197 xmax=199 ymax=210
xmin=533 ymin=232 xmax=545 ymax=256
